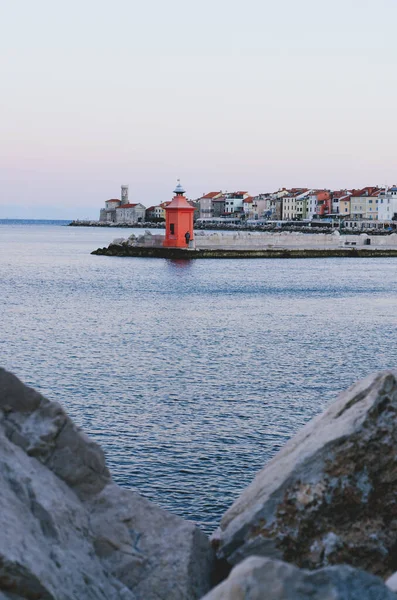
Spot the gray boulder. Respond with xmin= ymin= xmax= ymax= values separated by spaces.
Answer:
xmin=0 ymin=368 xmax=213 ymax=599
xmin=387 ymin=572 xmax=397 ymax=593
xmin=201 ymin=556 xmax=397 ymax=600
xmin=87 ymin=484 xmax=213 ymax=600
xmin=213 ymin=370 xmax=397 ymax=577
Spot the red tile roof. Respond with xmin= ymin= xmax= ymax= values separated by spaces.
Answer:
xmin=332 ymin=190 xmax=350 ymax=198
xmin=107 ymin=199 xmax=120 ymax=203
xmin=351 ymin=187 xmax=381 ymax=197
xmin=116 ymin=203 xmax=138 ymax=209
xmin=202 ymin=191 xmax=222 ymax=199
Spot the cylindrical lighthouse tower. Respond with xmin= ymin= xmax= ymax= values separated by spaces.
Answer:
xmin=163 ymin=181 xmax=195 ymax=248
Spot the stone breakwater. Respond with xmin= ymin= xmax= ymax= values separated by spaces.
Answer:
xmin=3 ymin=368 xmax=397 ymax=598
xmin=91 ymin=230 xmax=397 ymax=259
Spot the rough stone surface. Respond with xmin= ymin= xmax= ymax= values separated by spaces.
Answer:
xmin=87 ymin=484 xmax=213 ymax=600
xmin=386 ymin=571 xmax=397 ymax=593
xmin=201 ymin=556 xmax=397 ymax=600
xmin=0 ymin=368 xmax=213 ymax=599
xmin=213 ymin=370 xmax=397 ymax=577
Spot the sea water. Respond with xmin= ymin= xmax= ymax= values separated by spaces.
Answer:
xmin=1 ymin=221 xmax=397 ymax=532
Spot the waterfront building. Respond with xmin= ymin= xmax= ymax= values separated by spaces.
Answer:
xmin=350 ymin=190 xmax=369 ymax=220
xmin=115 ymin=203 xmax=146 ymax=223
xmin=198 ymin=192 xmax=223 ymax=219
xmin=305 ymin=191 xmax=318 ymax=220
xmin=99 ymin=185 xmax=146 ymax=223
xmin=151 ymin=202 xmax=170 ymax=221
xmin=297 ymin=196 xmax=309 ymax=220
xmin=338 ymin=194 xmax=352 ymax=217
xmin=105 ymin=199 xmax=121 ymax=210
xmin=163 ymin=181 xmax=195 ymax=248
xmin=273 ymin=197 xmax=284 ymax=220
xmin=350 ymin=187 xmax=382 ymax=220
xmin=212 ymin=197 xmax=226 ymax=217
xmin=145 ymin=206 xmax=156 ymax=221
xmin=158 ymin=202 xmax=171 ymax=219
xmin=282 ymin=189 xmax=309 ymax=220
xmin=224 ymin=192 xmax=249 ymax=215
xmin=331 ymin=190 xmax=350 ymax=215
xmin=378 ymin=187 xmax=397 ymax=221
xmin=100 ymin=199 xmax=121 ymax=222
xmin=251 ymin=194 xmax=274 ymax=219
xmin=315 ymin=191 xmax=332 ymax=218
xmin=242 ymin=196 xmax=255 ymax=219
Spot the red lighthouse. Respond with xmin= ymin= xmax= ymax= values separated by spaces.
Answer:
xmin=163 ymin=181 xmax=195 ymax=248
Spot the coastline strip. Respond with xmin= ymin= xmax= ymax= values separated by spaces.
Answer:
xmin=91 ymin=246 xmax=397 ymax=259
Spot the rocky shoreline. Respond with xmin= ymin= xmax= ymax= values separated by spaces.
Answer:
xmin=70 ymin=219 xmax=397 ymax=236
xmin=2 ymin=367 xmax=397 ymax=598
xmin=69 ymin=220 xmax=166 ymax=229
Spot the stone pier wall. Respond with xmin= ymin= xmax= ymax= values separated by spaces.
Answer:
xmin=116 ymin=231 xmax=397 ymax=252
xmin=194 ymin=231 xmax=397 ymax=249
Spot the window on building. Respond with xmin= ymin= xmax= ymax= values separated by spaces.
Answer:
xmin=170 ymin=223 xmax=175 ymax=235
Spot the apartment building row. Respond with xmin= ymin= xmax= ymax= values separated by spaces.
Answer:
xmin=99 ymin=184 xmax=397 ymax=224
xmin=197 ymin=187 xmax=397 ymax=222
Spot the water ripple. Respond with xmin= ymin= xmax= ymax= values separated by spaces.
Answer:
xmin=1 ymin=224 xmax=397 ymax=532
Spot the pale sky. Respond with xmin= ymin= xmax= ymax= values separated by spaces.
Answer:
xmin=1 ymin=0 xmax=396 ymax=218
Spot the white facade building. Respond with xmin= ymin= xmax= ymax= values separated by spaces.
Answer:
xmin=224 ymin=192 xmax=249 ymax=214
xmin=282 ymin=190 xmax=309 ymax=220
xmin=115 ymin=203 xmax=146 ymax=223
xmin=305 ymin=191 xmax=317 ymax=220
xmin=378 ymin=187 xmax=397 ymax=221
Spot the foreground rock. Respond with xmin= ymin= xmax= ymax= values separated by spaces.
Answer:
xmin=213 ymin=370 xmax=397 ymax=578
xmin=0 ymin=368 xmax=213 ymax=599
xmin=202 ymin=556 xmax=397 ymax=600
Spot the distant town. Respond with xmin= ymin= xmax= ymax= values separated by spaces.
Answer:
xmin=93 ymin=184 xmax=397 ymax=230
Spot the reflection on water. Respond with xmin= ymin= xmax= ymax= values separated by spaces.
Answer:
xmin=1 ymin=224 xmax=397 ymax=532
xmin=166 ymin=259 xmax=194 ymax=270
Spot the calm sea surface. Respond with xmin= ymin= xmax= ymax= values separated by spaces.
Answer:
xmin=1 ymin=221 xmax=397 ymax=532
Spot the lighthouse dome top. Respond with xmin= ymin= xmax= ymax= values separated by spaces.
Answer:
xmin=173 ymin=179 xmax=186 ymax=195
